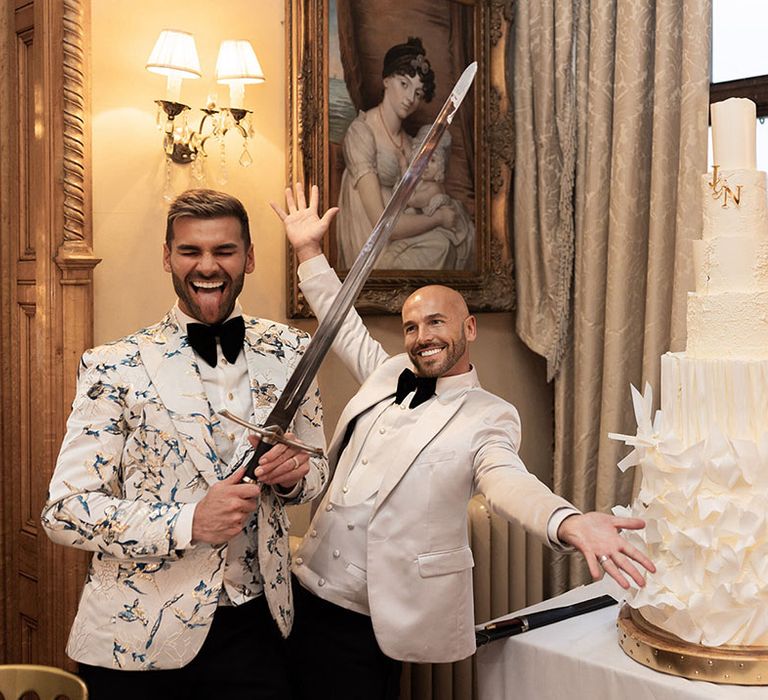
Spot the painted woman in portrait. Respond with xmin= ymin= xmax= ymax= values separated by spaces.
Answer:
xmin=335 ymin=37 xmax=473 ymax=270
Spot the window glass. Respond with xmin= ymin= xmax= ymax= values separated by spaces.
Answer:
xmin=712 ymin=0 xmax=768 ymax=82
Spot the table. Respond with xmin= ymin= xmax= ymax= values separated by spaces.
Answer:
xmin=475 ymin=579 xmax=768 ymax=700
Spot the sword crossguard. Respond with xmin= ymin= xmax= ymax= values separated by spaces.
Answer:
xmin=218 ymin=409 xmax=324 ymax=458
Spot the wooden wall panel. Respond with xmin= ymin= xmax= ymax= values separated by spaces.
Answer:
xmin=16 ymin=22 xmax=33 ymax=259
xmin=0 ymin=0 xmax=98 ymax=668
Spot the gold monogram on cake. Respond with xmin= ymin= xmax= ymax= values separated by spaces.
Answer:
xmin=708 ymin=164 xmax=742 ymax=207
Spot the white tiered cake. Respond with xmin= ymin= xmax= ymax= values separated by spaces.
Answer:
xmin=613 ymin=97 xmax=768 ymax=647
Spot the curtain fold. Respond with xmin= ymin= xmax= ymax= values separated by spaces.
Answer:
xmin=336 ymin=0 xmax=364 ymax=111
xmin=448 ymin=2 xmax=475 ymax=185
xmin=513 ymin=0 xmax=577 ymax=382
xmin=514 ymin=0 xmax=711 ymax=593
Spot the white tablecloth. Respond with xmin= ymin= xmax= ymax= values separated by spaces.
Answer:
xmin=475 ymin=579 xmax=768 ymax=700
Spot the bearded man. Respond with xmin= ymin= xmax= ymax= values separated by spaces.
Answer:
xmin=274 ymin=183 xmax=655 ymax=700
xmin=41 ymin=189 xmax=328 ymax=700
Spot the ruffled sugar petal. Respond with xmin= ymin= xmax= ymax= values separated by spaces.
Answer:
xmin=750 ymin=545 xmax=768 ymax=580
xmin=760 ymin=430 xmax=768 ymax=464
xmin=696 ymin=494 xmax=726 ymax=520
xmin=734 ymin=580 xmax=760 ymax=602
xmin=741 ymin=606 xmax=768 ymax=645
xmin=677 ymin=525 xmax=714 ymax=548
xmin=633 ymin=382 xmax=655 ymax=437
xmin=701 ymin=607 xmax=755 ymax=647
xmin=609 ymin=384 xmax=658 ymax=473
xmin=612 ymin=361 xmax=768 ymax=646
xmin=611 ymin=504 xmax=632 ymax=518
xmin=705 ymin=543 xmax=741 ymax=576
xmin=731 ymin=438 xmax=763 ymax=486
xmin=642 ymin=517 xmax=663 ymax=546
xmin=643 ymin=605 xmax=703 ymax=645
xmin=616 ymin=450 xmax=639 ymax=472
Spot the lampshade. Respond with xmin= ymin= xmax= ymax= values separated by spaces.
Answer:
xmin=215 ymin=40 xmax=265 ymax=84
xmin=146 ymin=30 xmax=202 ymax=79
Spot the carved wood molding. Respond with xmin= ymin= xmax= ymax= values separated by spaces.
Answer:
xmin=58 ymin=0 xmax=98 ymax=273
xmin=51 ymin=0 xmax=96 ymax=669
xmin=61 ymin=0 xmax=86 ymax=245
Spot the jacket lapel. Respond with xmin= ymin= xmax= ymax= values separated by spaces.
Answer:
xmin=241 ymin=316 xmax=302 ymax=637
xmin=137 ymin=312 xmax=222 ymax=485
xmin=371 ymin=395 xmax=466 ymax=515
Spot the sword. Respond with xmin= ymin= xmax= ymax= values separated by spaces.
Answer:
xmin=475 ymin=595 xmax=617 ymax=646
xmin=227 ymin=62 xmax=478 ymax=483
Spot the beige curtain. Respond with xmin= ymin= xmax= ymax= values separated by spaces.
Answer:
xmin=514 ymin=0 xmax=577 ymax=382
xmin=514 ymin=0 xmax=712 ymax=593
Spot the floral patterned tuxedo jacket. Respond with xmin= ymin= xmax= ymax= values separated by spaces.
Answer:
xmin=41 ymin=311 xmax=328 ymax=670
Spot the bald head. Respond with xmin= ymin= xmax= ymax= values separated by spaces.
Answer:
xmin=403 ymin=285 xmax=470 ymax=320
xmin=401 ymin=285 xmax=477 ymax=378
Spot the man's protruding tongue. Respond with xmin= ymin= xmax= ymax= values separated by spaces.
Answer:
xmin=193 ymin=279 xmax=226 ymax=321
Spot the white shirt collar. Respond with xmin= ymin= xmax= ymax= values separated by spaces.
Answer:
xmin=431 ymin=365 xmax=481 ymax=398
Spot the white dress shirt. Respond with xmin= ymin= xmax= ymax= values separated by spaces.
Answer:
xmin=173 ymin=302 xmax=264 ymax=602
xmin=173 ymin=303 xmax=251 ymax=463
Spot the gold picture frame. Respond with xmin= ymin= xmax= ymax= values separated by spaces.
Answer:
xmin=286 ymin=0 xmax=514 ymax=316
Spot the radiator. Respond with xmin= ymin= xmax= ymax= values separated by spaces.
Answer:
xmin=399 ymin=494 xmax=546 ymax=700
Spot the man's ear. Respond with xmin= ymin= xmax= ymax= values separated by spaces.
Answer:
xmin=464 ymin=315 xmax=477 ymax=342
xmin=162 ymin=243 xmax=172 ymax=272
xmin=245 ymin=244 xmax=255 ymax=274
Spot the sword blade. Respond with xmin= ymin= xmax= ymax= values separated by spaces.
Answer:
xmin=241 ymin=62 xmax=477 ymax=480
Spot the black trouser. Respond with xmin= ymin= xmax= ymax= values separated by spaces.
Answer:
xmin=289 ymin=575 xmax=402 ymax=700
xmin=79 ymin=594 xmax=289 ymax=700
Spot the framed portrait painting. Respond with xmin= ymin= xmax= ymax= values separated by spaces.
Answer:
xmin=286 ymin=0 xmax=514 ymax=315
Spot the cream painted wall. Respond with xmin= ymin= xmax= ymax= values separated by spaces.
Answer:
xmin=92 ymin=0 xmax=288 ymax=339
xmin=91 ymin=0 xmax=554 ymax=533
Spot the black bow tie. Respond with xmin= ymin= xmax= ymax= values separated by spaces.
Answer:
xmin=395 ymin=368 xmax=437 ymax=409
xmin=187 ymin=316 xmax=245 ymax=368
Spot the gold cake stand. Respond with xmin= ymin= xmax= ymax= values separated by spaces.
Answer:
xmin=617 ymin=605 xmax=768 ymax=685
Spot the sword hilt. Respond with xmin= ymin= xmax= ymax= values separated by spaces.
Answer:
xmin=219 ymin=410 xmax=324 ymax=482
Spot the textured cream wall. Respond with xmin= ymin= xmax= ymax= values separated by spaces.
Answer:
xmin=91 ymin=1 xmax=553 ymax=533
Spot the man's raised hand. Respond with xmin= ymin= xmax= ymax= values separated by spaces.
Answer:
xmin=271 ymin=182 xmax=338 ymax=263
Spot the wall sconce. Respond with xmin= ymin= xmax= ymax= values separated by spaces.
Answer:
xmin=146 ymin=29 xmax=265 ymax=185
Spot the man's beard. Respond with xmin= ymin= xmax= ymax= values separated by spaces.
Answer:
xmin=410 ymin=329 xmax=467 ymax=378
xmin=172 ymin=270 xmax=245 ymax=324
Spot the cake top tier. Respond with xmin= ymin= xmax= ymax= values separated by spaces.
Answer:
xmin=712 ymin=98 xmax=757 ymax=170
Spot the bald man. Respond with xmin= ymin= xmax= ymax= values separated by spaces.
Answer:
xmin=274 ymin=184 xmax=654 ymax=700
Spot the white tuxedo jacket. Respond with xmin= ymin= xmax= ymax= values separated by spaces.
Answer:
xmin=296 ymin=261 xmax=574 ymax=663
xmin=41 ymin=311 xmax=328 ymax=669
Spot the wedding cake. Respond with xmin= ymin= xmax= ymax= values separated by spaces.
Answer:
xmin=613 ymin=97 xmax=768 ymax=647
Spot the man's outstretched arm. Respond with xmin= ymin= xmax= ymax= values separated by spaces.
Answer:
xmin=271 ymin=182 xmax=337 ymax=264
